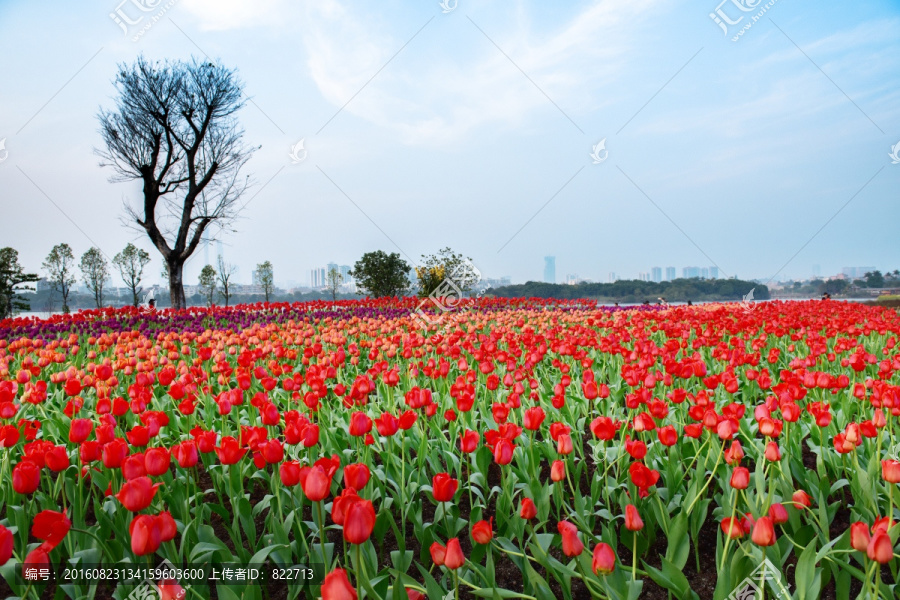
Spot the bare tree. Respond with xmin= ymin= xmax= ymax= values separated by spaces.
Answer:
xmin=325 ymin=266 xmax=344 ymax=302
xmin=80 ymin=247 xmax=110 ymax=308
xmin=198 ymin=264 xmax=217 ymax=306
xmin=113 ymin=243 xmax=151 ymax=306
xmin=255 ymin=261 xmax=274 ymax=303
xmin=97 ymin=56 xmax=256 ymax=309
xmin=217 ymin=255 xmax=235 ymax=307
xmin=43 ymin=244 xmax=77 ymax=314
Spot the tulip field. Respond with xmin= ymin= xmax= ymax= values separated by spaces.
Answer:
xmin=1 ymin=298 xmax=899 ymax=600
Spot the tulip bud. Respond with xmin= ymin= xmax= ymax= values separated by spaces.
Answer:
xmin=867 ymin=531 xmax=894 ymax=564
xmin=730 ymin=467 xmax=750 ymax=490
xmin=624 ymin=505 xmax=644 ymax=532
xmin=850 ymin=522 xmax=871 ymax=552
xmin=751 ymin=516 xmax=776 ymax=546
xmin=519 ymin=498 xmax=537 ymax=520
xmin=591 ymin=542 xmax=616 ymax=575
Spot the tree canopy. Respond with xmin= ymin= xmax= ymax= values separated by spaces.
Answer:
xmin=350 ymin=251 xmax=411 ymax=298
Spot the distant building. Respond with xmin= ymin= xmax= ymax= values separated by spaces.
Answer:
xmin=340 ymin=265 xmax=352 ymax=281
xmin=544 ymin=257 xmax=555 ymax=284
xmin=651 ymin=267 xmax=662 ymax=282
xmin=35 ymin=278 xmax=51 ymax=292
xmin=665 ymin=267 xmax=676 ymax=281
xmin=701 ymin=267 xmax=709 ymax=279
xmin=709 ymin=266 xmax=719 ymax=279
xmin=842 ymin=267 xmax=877 ymax=279
xmin=310 ymin=268 xmax=326 ymax=288
xmin=608 ymin=272 xmax=617 ymax=283
xmin=683 ymin=266 xmax=701 ymax=278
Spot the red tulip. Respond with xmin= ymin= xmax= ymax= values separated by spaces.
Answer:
xmin=331 ymin=487 xmax=360 ymax=526
xmin=170 ymin=440 xmax=199 ymax=468
xmin=44 ymin=445 xmax=69 ymax=472
xmin=592 ymin=542 xmax=616 ymax=574
xmin=444 ymin=538 xmax=464 ymax=569
xmin=321 ymin=568 xmax=357 ymax=600
xmin=432 ymin=473 xmax=458 ymax=502
xmin=32 ymin=510 xmax=71 ymax=550
xmin=520 ymin=498 xmax=537 ymax=520
xmin=258 ymin=439 xmax=284 ymax=464
xmin=792 ymin=489 xmax=812 ymax=508
xmin=459 ymin=429 xmax=479 ymax=453
xmin=158 ymin=579 xmax=186 ymax=600
xmin=471 ymin=519 xmax=493 ymax=545
xmin=657 ymin=425 xmax=677 ymax=446
xmin=624 ymin=505 xmax=643 ymax=532
xmin=724 ymin=440 xmax=744 ymax=465
xmin=215 ymin=436 xmax=246 ymax=465
xmin=348 ymin=412 xmax=372 ymax=437
xmin=374 ymin=413 xmax=399 ymax=437
xmin=550 ymin=460 xmax=566 ymax=482
xmin=0 ymin=524 xmax=12 ymax=566
xmin=124 ymin=452 xmax=149 ymax=480
xmin=769 ymin=503 xmax=789 ymax=525
xmin=850 ymin=522 xmax=870 ymax=552
xmin=116 ymin=476 xmax=159 ymax=512
xmin=730 ymin=467 xmax=750 ymax=490
xmin=493 ymin=438 xmax=515 ymax=465
xmin=721 ymin=517 xmax=744 ymax=539
xmin=405 ymin=589 xmax=426 ymax=600
xmin=22 ymin=546 xmax=50 ymax=577
xmin=556 ymin=433 xmax=573 ymax=455
xmin=867 ymin=531 xmax=894 ymax=563
xmin=751 ymin=516 xmax=776 ymax=546
xmin=343 ymin=463 xmax=371 ymax=490
xmin=280 ymin=461 xmax=301 ymax=487
xmin=157 ymin=511 xmax=177 ymax=542
xmin=882 ymin=460 xmax=900 ymax=484
xmin=343 ymin=499 xmax=376 ymax=544
xmin=126 ymin=425 xmax=151 ymax=447
xmin=12 ymin=461 xmax=41 ymax=495
xmin=144 ymin=448 xmax=170 ymax=476
xmin=558 ymin=521 xmax=584 ymax=557
xmin=130 ymin=514 xmax=162 ymax=556
xmin=101 ymin=438 xmax=130 ymax=468
xmin=764 ymin=442 xmax=781 ymax=462
xmin=590 ymin=416 xmax=616 ymax=441
xmin=69 ymin=418 xmax=93 ymax=443
xmin=430 ymin=542 xmax=446 ymax=566
xmin=301 ymin=465 xmax=332 ymax=502
xmin=523 ymin=407 xmax=545 ymax=431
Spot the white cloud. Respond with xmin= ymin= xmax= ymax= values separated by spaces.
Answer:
xmin=180 ymin=0 xmax=290 ymax=31
xmin=301 ymin=0 xmax=660 ymax=144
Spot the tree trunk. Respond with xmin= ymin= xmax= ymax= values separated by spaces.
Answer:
xmin=168 ymin=260 xmax=186 ymax=309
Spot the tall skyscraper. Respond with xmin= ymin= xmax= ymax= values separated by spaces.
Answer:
xmin=709 ymin=266 xmax=719 ymax=279
xmin=651 ymin=267 xmax=662 ymax=282
xmin=608 ymin=272 xmax=617 ymax=283
xmin=340 ymin=265 xmax=352 ymax=281
xmin=544 ymin=256 xmax=556 ymax=284
xmin=701 ymin=267 xmax=709 ymax=279
xmin=665 ymin=267 xmax=676 ymax=281
xmin=683 ymin=266 xmax=701 ymax=278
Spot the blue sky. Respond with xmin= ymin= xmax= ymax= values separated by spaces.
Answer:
xmin=1 ymin=0 xmax=898 ymax=288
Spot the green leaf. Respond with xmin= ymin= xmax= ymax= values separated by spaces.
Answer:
xmin=643 ymin=557 xmax=693 ymax=597
xmin=795 ymin=542 xmax=821 ymax=600
xmin=665 ymin=513 xmax=690 ymax=570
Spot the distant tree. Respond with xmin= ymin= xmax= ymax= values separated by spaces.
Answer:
xmin=325 ymin=266 xmax=343 ymax=302
xmin=255 ymin=261 xmax=274 ymax=302
xmin=820 ymin=279 xmax=849 ymax=296
xmin=198 ymin=264 xmax=217 ymax=306
xmin=864 ymin=270 xmax=884 ymax=288
xmin=80 ymin=248 xmax=110 ymax=308
xmin=113 ymin=243 xmax=151 ymax=306
xmin=0 ymin=248 xmax=39 ymax=319
xmin=416 ymin=247 xmax=478 ymax=297
xmin=97 ymin=56 xmax=256 ymax=309
xmin=216 ymin=255 xmax=235 ymax=307
xmin=43 ymin=244 xmax=77 ymax=314
xmin=350 ymin=251 xmax=411 ymax=298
